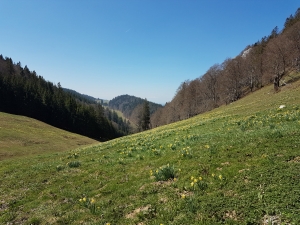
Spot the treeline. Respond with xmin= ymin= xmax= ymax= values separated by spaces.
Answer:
xmin=63 ymin=88 xmax=98 ymax=104
xmin=151 ymin=8 xmax=300 ymax=127
xmin=109 ymin=94 xmax=162 ymax=128
xmin=104 ymin=107 xmax=131 ymax=134
xmin=63 ymin=88 xmax=109 ymax=106
xmin=0 ymin=57 xmax=130 ymax=140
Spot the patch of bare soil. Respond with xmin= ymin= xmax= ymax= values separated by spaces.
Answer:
xmin=288 ymin=156 xmax=300 ymax=163
xmin=125 ymin=205 xmax=151 ymax=219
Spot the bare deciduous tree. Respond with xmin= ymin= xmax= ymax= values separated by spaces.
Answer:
xmin=221 ymin=57 xmax=245 ymax=103
xmin=150 ymin=8 xmax=300 ymax=127
xmin=285 ymin=21 xmax=300 ymax=71
xmin=264 ymin=34 xmax=291 ymax=91
xmin=201 ymin=64 xmax=222 ymax=108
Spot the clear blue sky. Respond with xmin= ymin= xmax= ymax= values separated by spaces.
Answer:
xmin=1 ymin=1 xmax=299 ymax=104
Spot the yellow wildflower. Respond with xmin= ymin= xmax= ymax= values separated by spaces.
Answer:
xmin=193 ymin=178 xmax=198 ymax=183
xmin=212 ymin=173 xmax=215 ymax=177
xmin=199 ymin=176 xmax=202 ymax=181
xmin=191 ymin=182 xmax=194 ymax=187
xmin=219 ymin=175 xmax=222 ymax=180
xmin=90 ymin=198 xmax=96 ymax=204
xmin=191 ymin=176 xmax=194 ymax=180
xmin=82 ymin=197 xmax=87 ymax=202
xmin=181 ymin=194 xmax=186 ymax=199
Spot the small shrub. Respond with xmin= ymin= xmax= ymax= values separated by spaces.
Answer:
xmin=152 ymin=164 xmax=176 ymax=181
xmin=118 ymin=158 xmax=125 ymax=165
xmin=79 ymin=197 xmax=97 ymax=214
xmin=67 ymin=152 xmax=79 ymax=159
xmin=136 ymin=154 xmax=144 ymax=160
xmin=184 ymin=195 xmax=199 ymax=213
xmin=181 ymin=147 xmax=193 ymax=158
xmin=267 ymin=129 xmax=283 ymax=138
xmin=168 ymin=143 xmax=177 ymax=150
xmin=190 ymin=176 xmax=208 ymax=192
xmin=25 ymin=217 xmax=41 ymax=225
xmin=269 ymin=123 xmax=276 ymax=129
xmin=151 ymin=148 xmax=162 ymax=156
xmin=126 ymin=150 xmax=133 ymax=157
xmin=56 ymin=165 xmax=65 ymax=171
xmin=67 ymin=161 xmax=81 ymax=168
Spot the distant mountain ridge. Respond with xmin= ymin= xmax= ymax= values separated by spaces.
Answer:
xmin=109 ymin=94 xmax=163 ymax=126
xmin=63 ymin=88 xmax=108 ymax=105
xmin=62 ymin=89 xmax=162 ymax=131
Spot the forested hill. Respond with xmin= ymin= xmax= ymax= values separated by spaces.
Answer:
xmin=0 ymin=56 xmax=129 ymax=140
xmin=63 ymin=88 xmax=108 ymax=106
xmin=109 ymin=94 xmax=162 ymax=121
xmin=151 ymin=8 xmax=300 ymax=127
xmin=63 ymin=88 xmax=97 ymax=103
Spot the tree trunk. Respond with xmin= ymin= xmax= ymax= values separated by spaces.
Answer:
xmin=273 ymin=75 xmax=280 ymax=91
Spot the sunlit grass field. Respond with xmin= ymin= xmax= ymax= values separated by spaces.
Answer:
xmin=0 ymin=112 xmax=98 ymax=160
xmin=1 ymin=78 xmax=300 ymax=224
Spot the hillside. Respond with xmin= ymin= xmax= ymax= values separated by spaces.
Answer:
xmin=63 ymin=88 xmax=109 ymax=105
xmin=109 ymin=94 xmax=162 ymax=125
xmin=0 ymin=56 xmax=130 ymax=139
xmin=1 ymin=78 xmax=300 ymax=224
xmin=151 ymin=9 xmax=300 ymax=127
xmin=0 ymin=112 xmax=98 ymax=160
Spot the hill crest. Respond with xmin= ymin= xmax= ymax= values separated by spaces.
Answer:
xmin=109 ymin=94 xmax=162 ymax=125
xmin=0 ymin=111 xmax=98 ymax=160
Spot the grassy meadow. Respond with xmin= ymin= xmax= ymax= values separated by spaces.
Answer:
xmin=1 ymin=78 xmax=300 ymax=224
xmin=0 ymin=112 xmax=98 ymax=160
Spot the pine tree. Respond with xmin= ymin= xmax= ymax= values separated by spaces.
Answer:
xmin=139 ymin=99 xmax=150 ymax=131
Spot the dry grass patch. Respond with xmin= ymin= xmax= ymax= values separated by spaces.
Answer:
xmin=0 ymin=112 xmax=98 ymax=160
xmin=125 ymin=205 xmax=151 ymax=219
xmin=288 ymin=156 xmax=300 ymax=163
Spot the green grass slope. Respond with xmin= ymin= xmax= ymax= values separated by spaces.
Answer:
xmin=0 ymin=112 xmax=98 ymax=160
xmin=1 ymin=79 xmax=300 ymax=224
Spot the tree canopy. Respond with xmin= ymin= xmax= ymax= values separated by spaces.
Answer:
xmin=138 ymin=99 xmax=150 ymax=131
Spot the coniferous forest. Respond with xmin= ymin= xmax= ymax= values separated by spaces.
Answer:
xmin=109 ymin=94 xmax=162 ymax=130
xmin=0 ymin=56 xmax=130 ymax=140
